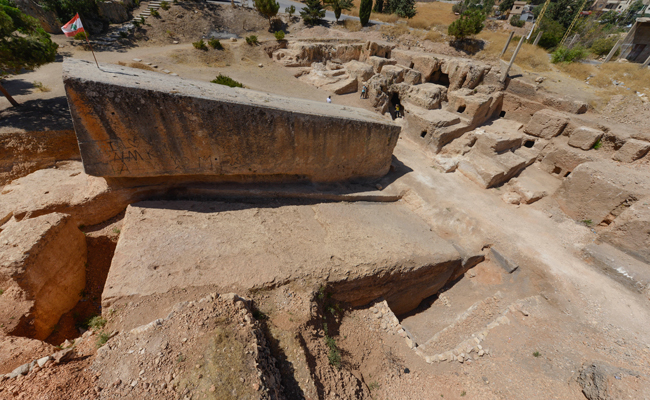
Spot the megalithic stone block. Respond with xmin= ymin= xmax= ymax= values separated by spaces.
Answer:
xmin=62 ymin=59 xmax=401 ymax=182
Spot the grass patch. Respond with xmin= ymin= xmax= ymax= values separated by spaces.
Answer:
xmin=477 ymin=31 xmax=551 ymax=72
xmin=533 ymin=351 xmax=541 ymax=357
xmin=112 ymin=227 xmax=121 ymax=234
xmin=87 ymin=315 xmax=107 ymax=331
xmin=593 ymin=139 xmax=602 ymax=150
xmin=97 ymin=331 xmax=110 ymax=348
xmin=150 ymin=8 xmax=160 ymax=17
xmin=176 ymin=353 xmax=186 ymax=363
xmin=368 ymin=381 xmax=380 ymax=391
xmin=211 ymin=74 xmax=243 ymax=88
xmin=380 ymin=23 xmax=410 ymax=37
xmin=555 ymin=62 xmax=597 ymax=81
xmin=581 ymin=219 xmax=593 ymax=226
xmin=325 ymin=335 xmax=341 ymax=369
xmin=345 ymin=0 xmax=455 ymax=28
xmin=33 ymin=81 xmax=51 ymax=92
xmin=160 ymin=0 xmax=170 ymax=10
xmin=120 ymin=61 xmax=155 ymax=71
xmin=424 ymin=29 xmax=444 ymax=42
xmin=343 ymin=19 xmax=361 ymax=32
xmin=0 ymin=289 xmax=4 ymax=295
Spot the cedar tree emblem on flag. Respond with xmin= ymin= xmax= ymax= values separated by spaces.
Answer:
xmin=61 ymin=13 xmax=85 ymax=38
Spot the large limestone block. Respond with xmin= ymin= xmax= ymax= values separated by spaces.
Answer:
xmin=447 ymin=89 xmax=500 ymax=126
xmin=0 ymin=162 xmax=141 ymax=227
xmin=554 ymin=161 xmax=650 ymax=224
xmin=391 ymin=49 xmax=441 ymax=81
xmin=473 ymin=119 xmax=524 ymax=153
xmin=568 ymin=126 xmax=603 ymax=151
xmin=368 ymin=56 xmax=397 ymax=73
xmin=509 ymin=165 xmax=562 ymax=204
xmin=345 ymin=60 xmax=375 ymax=82
xmin=323 ymin=77 xmax=358 ymax=95
xmin=63 ymin=59 xmax=400 ymax=183
xmin=380 ymin=64 xmax=406 ymax=84
xmin=612 ymin=139 xmax=650 ymax=163
xmin=524 ymin=109 xmax=569 ymax=139
xmin=405 ymin=108 xmax=471 ymax=153
xmin=400 ymin=83 xmax=446 ymax=110
xmin=403 ymin=68 xmax=422 ymax=85
xmin=0 ymin=213 xmax=86 ymax=339
xmin=539 ymin=139 xmax=594 ymax=177
xmin=103 ymin=201 xmax=462 ymax=315
xmin=600 ymin=196 xmax=650 ymax=264
xmin=13 ymin=0 xmax=60 ymax=33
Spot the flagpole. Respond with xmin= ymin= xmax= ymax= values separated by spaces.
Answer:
xmin=79 ymin=16 xmax=100 ymax=70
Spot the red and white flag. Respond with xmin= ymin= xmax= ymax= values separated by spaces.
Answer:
xmin=61 ymin=13 xmax=85 ymax=38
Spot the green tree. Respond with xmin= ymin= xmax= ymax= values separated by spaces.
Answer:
xmin=285 ymin=5 xmax=295 ymax=17
xmin=300 ymin=0 xmax=326 ymax=25
xmin=391 ymin=0 xmax=416 ymax=18
xmin=448 ymin=9 xmax=485 ymax=39
xmin=536 ymin=16 xmax=565 ymax=49
xmin=0 ymin=0 xmax=58 ymax=106
xmin=254 ymin=0 xmax=280 ymax=28
xmin=373 ymin=0 xmax=383 ymax=13
xmin=499 ymin=0 xmax=515 ymax=13
xmin=324 ymin=0 xmax=353 ymax=21
xmin=38 ymin=0 xmax=97 ymax=24
xmin=359 ymin=0 xmax=372 ymax=25
xmin=509 ymin=14 xmax=524 ymax=27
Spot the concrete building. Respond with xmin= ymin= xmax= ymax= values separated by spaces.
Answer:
xmin=619 ymin=17 xmax=650 ymax=63
xmin=509 ymin=1 xmax=535 ymax=21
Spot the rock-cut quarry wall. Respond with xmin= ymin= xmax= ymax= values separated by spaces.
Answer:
xmin=63 ymin=58 xmax=401 ymax=183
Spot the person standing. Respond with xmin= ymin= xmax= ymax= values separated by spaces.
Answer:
xmin=327 ymin=96 xmax=332 ymax=103
xmin=395 ymin=103 xmax=401 ymax=118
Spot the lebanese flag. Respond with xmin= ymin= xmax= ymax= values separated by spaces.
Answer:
xmin=61 ymin=14 xmax=85 ymax=38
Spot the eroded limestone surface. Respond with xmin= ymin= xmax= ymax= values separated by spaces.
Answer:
xmin=103 ymin=201 xmax=462 ymax=314
xmin=63 ymin=59 xmax=400 ymax=182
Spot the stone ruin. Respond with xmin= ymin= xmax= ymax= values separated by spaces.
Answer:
xmin=271 ymin=39 xmax=650 ymax=274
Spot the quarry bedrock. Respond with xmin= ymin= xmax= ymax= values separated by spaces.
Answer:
xmin=63 ymin=59 xmax=401 ymax=182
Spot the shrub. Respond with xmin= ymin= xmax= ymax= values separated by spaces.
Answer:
xmin=160 ymin=0 xmax=170 ymax=9
xmin=119 ymin=30 xmax=128 ymax=38
xmin=150 ymin=8 xmax=160 ymax=17
xmin=285 ymin=4 xmax=295 ymax=17
xmin=392 ymin=0 xmax=416 ymax=18
xmin=326 ymin=336 xmax=341 ymax=369
xmin=551 ymin=46 xmax=588 ymax=63
xmin=32 ymin=81 xmax=51 ymax=92
xmin=73 ymin=31 xmax=87 ymax=40
xmin=590 ymin=37 xmax=616 ymax=56
xmin=448 ymin=9 xmax=485 ymax=40
xmin=87 ymin=316 xmax=107 ymax=331
xmin=211 ymin=74 xmax=244 ymax=88
xmin=509 ymin=15 xmax=524 ymax=27
xmin=133 ymin=18 xmax=141 ymax=27
xmin=274 ymin=30 xmax=285 ymax=40
xmin=254 ymin=0 xmax=280 ymax=27
xmin=208 ymin=38 xmax=223 ymax=49
xmin=300 ymin=0 xmax=326 ymax=25
xmin=359 ymin=0 xmax=372 ymax=26
xmin=96 ymin=331 xmax=110 ymax=347
xmin=245 ymin=35 xmax=258 ymax=45
xmin=193 ymin=39 xmax=208 ymax=50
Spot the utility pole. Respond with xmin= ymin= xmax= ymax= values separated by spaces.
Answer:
xmin=0 ymin=82 xmax=19 ymax=107
xmin=501 ymin=35 xmax=526 ymax=83
xmin=500 ymin=31 xmax=515 ymax=58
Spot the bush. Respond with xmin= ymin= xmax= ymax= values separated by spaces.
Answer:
xmin=359 ymin=0 xmax=372 ymax=26
xmin=73 ymin=31 xmax=87 ymax=40
xmin=245 ymin=35 xmax=258 ymax=45
xmin=274 ymin=30 xmax=285 ymax=40
xmin=160 ymin=0 xmax=170 ymax=9
xmin=300 ymin=0 xmax=326 ymax=25
xmin=392 ymin=0 xmax=416 ymax=18
xmin=590 ymin=37 xmax=616 ymax=56
xmin=87 ymin=316 xmax=107 ymax=331
xmin=208 ymin=38 xmax=223 ymax=49
xmin=551 ymin=46 xmax=588 ymax=63
xmin=448 ymin=9 xmax=485 ymax=40
xmin=119 ymin=30 xmax=128 ymax=38
xmin=285 ymin=4 xmax=295 ymax=16
xmin=150 ymin=8 xmax=160 ymax=17
xmin=96 ymin=331 xmax=110 ymax=348
xmin=192 ymin=39 xmax=208 ymax=50
xmin=509 ymin=15 xmax=524 ymax=27
xmin=211 ymin=74 xmax=244 ymax=88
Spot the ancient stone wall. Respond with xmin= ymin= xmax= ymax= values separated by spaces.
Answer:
xmin=63 ymin=59 xmax=400 ymax=183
